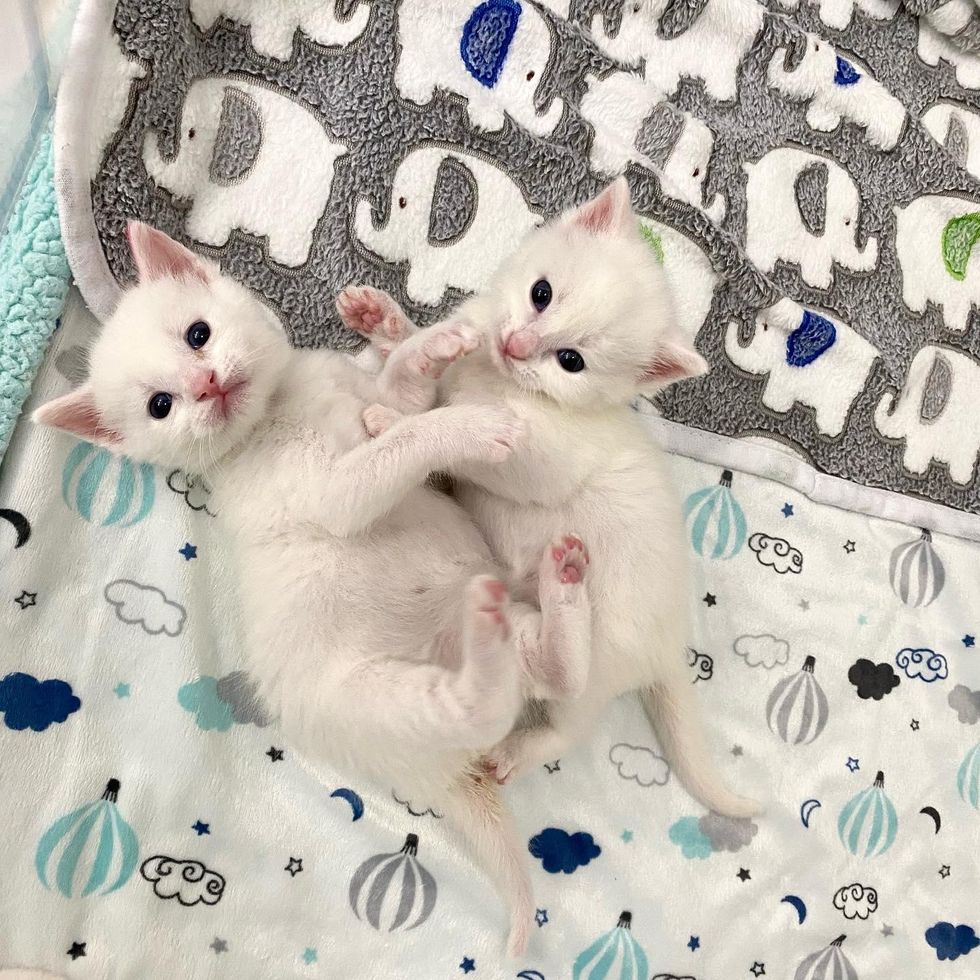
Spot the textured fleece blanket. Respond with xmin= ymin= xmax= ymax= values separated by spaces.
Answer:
xmin=53 ymin=0 xmax=980 ymax=538
xmin=2 ymin=289 xmax=980 ymax=980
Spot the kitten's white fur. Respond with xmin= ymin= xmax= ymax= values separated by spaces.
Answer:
xmin=339 ymin=178 xmax=760 ymax=817
xmin=33 ymin=223 xmax=593 ymax=956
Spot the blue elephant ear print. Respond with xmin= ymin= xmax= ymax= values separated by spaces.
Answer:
xmin=833 ymin=56 xmax=861 ymax=86
xmin=62 ymin=441 xmax=155 ymax=527
xmin=766 ymin=656 xmax=829 ymax=745
xmin=889 ymin=528 xmax=944 ymax=607
xmin=786 ymin=310 xmax=836 ymax=367
xmin=460 ymin=0 xmax=522 ymax=88
xmin=35 ymin=779 xmax=139 ymax=897
xmin=838 ymin=771 xmax=898 ymax=857
xmin=957 ymin=741 xmax=980 ymax=809
xmin=683 ymin=469 xmax=747 ymax=559
xmin=794 ymin=935 xmax=859 ymax=980
xmin=573 ymin=911 xmax=648 ymax=980
xmin=348 ymin=833 xmax=437 ymax=932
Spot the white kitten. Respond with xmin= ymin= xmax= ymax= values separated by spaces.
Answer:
xmin=338 ymin=178 xmax=759 ymax=817
xmin=34 ymin=223 xmax=592 ymax=955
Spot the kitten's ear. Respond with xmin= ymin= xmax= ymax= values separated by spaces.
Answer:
xmin=639 ymin=338 xmax=709 ymax=388
xmin=125 ymin=221 xmax=212 ymax=284
xmin=32 ymin=386 xmax=122 ymax=448
xmin=570 ymin=177 xmax=634 ymax=236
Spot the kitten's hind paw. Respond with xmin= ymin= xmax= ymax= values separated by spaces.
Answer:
xmin=545 ymin=534 xmax=589 ymax=587
xmin=362 ymin=403 xmax=401 ymax=438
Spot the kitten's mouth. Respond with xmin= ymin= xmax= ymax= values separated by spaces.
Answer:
xmin=210 ymin=379 xmax=248 ymax=421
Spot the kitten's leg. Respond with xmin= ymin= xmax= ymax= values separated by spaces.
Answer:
xmin=336 ymin=285 xmax=417 ymax=359
xmin=312 ymin=404 xmax=524 ymax=536
xmin=510 ymin=536 xmax=591 ymax=700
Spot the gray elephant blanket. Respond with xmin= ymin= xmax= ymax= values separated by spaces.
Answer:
xmin=54 ymin=0 xmax=980 ymax=536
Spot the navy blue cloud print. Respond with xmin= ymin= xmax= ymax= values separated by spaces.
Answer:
xmin=0 ymin=672 xmax=81 ymax=731
xmin=529 ymin=828 xmax=601 ymax=874
xmin=925 ymin=922 xmax=979 ymax=961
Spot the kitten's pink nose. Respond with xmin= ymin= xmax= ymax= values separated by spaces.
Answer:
xmin=502 ymin=330 xmax=537 ymax=361
xmin=191 ymin=370 xmax=224 ymax=402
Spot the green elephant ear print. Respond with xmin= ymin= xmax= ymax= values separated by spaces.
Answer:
xmin=683 ymin=470 xmax=747 ymax=560
xmin=35 ymin=778 xmax=139 ymax=897
xmin=957 ymin=741 xmax=980 ymax=809
xmin=573 ymin=911 xmax=648 ymax=980
xmin=837 ymin=771 xmax=898 ymax=858
xmin=941 ymin=212 xmax=980 ymax=280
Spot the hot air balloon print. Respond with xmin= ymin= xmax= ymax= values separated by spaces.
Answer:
xmin=62 ymin=441 xmax=155 ymax=527
xmin=794 ymin=934 xmax=859 ymax=980
xmin=838 ymin=772 xmax=898 ymax=857
xmin=683 ymin=469 xmax=747 ymax=559
xmin=35 ymin=778 xmax=139 ymax=897
xmin=957 ymin=741 xmax=980 ymax=810
xmin=889 ymin=528 xmax=944 ymax=607
xmin=766 ymin=656 xmax=829 ymax=745
xmin=573 ymin=911 xmax=649 ymax=980
xmin=348 ymin=833 xmax=436 ymax=932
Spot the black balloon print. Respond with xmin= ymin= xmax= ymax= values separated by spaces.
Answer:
xmin=848 ymin=659 xmax=901 ymax=700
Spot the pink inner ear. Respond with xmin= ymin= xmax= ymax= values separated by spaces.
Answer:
xmin=572 ymin=177 xmax=634 ymax=235
xmin=126 ymin=221 xmax=210 ymax=284
xmin=640 ymin=341 xmax=709 ymax=385
xmin=33 ymin=389 xmax=122 ymax=446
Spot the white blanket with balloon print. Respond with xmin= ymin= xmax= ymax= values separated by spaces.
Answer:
xmin=1 ymin=300 xmax=980 ymax=979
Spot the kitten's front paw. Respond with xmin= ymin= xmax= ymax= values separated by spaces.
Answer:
xmin=479 ymin=408 xmax=525 ymax=463
xmin=336 ymin=286 xmax=410 ymax=356
xmin=362 ymin=403 xmax=401 ymax=438
xmin=410 ymin=322 xmax=480 ymax=379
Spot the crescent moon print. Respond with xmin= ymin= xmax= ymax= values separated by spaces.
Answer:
xmin=330 ymin=788 xmax=364 ymax=821
xmin=919 ymin=806 xmax=941 ymax=834
xmin=0 ymin=508 xmax=31 ymax=549
xmin=801 ymin=799 xmax=822 ymax=828
xmin=781 ymin=894 xmax=808 ymax=924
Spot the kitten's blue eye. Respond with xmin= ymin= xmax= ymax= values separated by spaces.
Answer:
xmin=557 ymin=349 xmax=585 ymax=372
xmin=148 ymin=392 xmax=173 ymax=419
xmin=530 ymin=278 xmax=552 ymax=312
xmin=186 ymin=320 xmax=210 ymax=349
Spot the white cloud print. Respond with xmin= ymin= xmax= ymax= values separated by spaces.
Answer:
xmin=609 ymin=743 xmax=670 ymax=786
xmin=748 ymin=533 xmax=803 ymax=574
xmin=105 ymin=580 xmax=186 ymax=637
xmin=733 ymin=634 xmax=790 ymax=669
xmin=833 ymin=883 xmax=878 ymax=920
xmin=140 ymin=855 xmax=225 ymax=906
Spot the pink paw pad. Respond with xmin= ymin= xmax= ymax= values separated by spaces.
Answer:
xmin=471 ymin=578 xmax=510 ymax=636
xmin=549 ymin=535 xmax=589 ymax=585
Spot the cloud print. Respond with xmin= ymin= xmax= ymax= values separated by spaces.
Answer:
xmin=848 ymin=659 xmax=901 ymax=700
xmin=166 ymin=470 xmax=216 ymax=515
xmin=748 ymin=533 xmax=803 ymax=574
xmin=833 ymin=883 xmax=878 ymax=920
xmin=609 ymin=743 xmax=670 ymax=786
xmin=896 ymin=648 xmax=948 ymax=683
xmin=140 ymin=855 xmax=225 ymax=906
xmin=733 ymin=634 xmax=790 ymax=669
xmin=948 ymin=685 xmax=980 ymax=725
xmin=215 ymin=671 xmax=272 ymax=726
xmin=528 ymin=828 xmax=601 ymax=874
xmin=178 ymin=673 xmax=271 ymax=731
xmin=925 ymin=922 xmax=979 ymax=961
xmin=668 ymin=817 xmax=713 ymax=860
xmin=105 ymin=580 xmax=185 ymax=637
xmin=0 ymin=672 xmax=81 ymax=731
xmin=698 ymin=814 xmax=758 ymax=853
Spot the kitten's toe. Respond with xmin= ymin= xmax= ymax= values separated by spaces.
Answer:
xmin=336 ymin=286 xmax=407 ymax=342
xmin=362 ymin=403 xmax=400 ymax=437
xmin=543 ymin=533 xmax=589 ymax=587
xmin=466 ymin=576 xmax=511 ymax=643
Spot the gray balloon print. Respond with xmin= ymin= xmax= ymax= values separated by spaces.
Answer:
xmin=349 ymin=833 xmax=436 ymax=932
xmin=215 ymin=671 xmax=272 ymax=727
xmin=889 ymin=529 xmax=944 ymax=608
xmin=766 ymin=656 xmax=829 ymax=745
xmin=794 ymin=935 xmax=859 ymax=980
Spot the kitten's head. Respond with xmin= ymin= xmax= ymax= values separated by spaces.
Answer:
xmin=482 ymin=177 xmax=707 ymax=408
xmin=34 ymin=224 xmax=290 ymax=472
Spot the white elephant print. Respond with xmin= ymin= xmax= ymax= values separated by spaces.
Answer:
xmin=394 ymin=0 xmax=563 ymax=136
xmin=875 ymin=345 xmax=980 ymax=486
xmin=744 ymin=147 xmax=877 ymax=288
xmin=767 ymin=33 xmax=906 ymax=150
xmin=922 ymin=102 xmax=980 ymax=179
xmin=772 ymin=0 xmax=898 ymax=31
xmin=917 ymin=20 xmax=980 ymax=90
xmin=724 ymin=298 xmax=879 ymax=438
xmin=352 ymin=145 xmax=541 ymax=305
xmin=580 ymin=71 xmax=726 ymax=222
xmin=144 ymin=78 xmax=346 ymax=267
xmin=189 ymin=0 xmax=370 ymax=61
xmin=590 ymin=0 xmax=765 ymax=102
xmin=894 ymin=194 xmax=980 ymax=333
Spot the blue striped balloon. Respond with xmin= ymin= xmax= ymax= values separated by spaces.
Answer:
xmin=837 ymin=771 xmax=898 ymax=857
xmin=957 ymin=741 xmax=980 ymax=810
xmin=35 ymin=779 xmax=139 ymax=897
xmin=683 ymin=470 xmax=747 ymax=560
xmin=62 ymin=441 xmax=155 ymax=527
xmin=573 ymin=912 xmax=648 ymax=980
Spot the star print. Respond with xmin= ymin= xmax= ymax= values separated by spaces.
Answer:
xmin=798 ymin=599 xmax=810 ymax=611
xmin=857 ymin=613 xmax=868 ymax=625
xmin=881 ymin=924 xmax=894 ymax=937
xmin=285 ymin=857 xmax=303 ymax=877
xmin=846 ymin=756 xmax=860 ymax=772
xmin=688 ymin=936 xmax=700 ymax=952
xmin=737 ymin=867 xmax=751 ymax=882
xmin=731 ymin=745 xmax=744 ymax=757
xmin=939 ymin=864 xmax=950 ymax=879
xmin=113 ymin=682 xmax=130 ymax=698
xmin=544 ymin=760 xmax=560 ymax=773
xmin=460 ymin=956 xmax=476 ymax=974
xmin=703 ymin=592 xmax=717 ymax=607
xmin=781 ymin=503 xmax=794 ymax=517
xmin=192 ymin=820 xmax=210 ymax=835
xmin=179 ymin=542 xmax=197 ymax=561
xmin=964 ymin=635 xmax=976 ymax=648
xmin=210 ymin=938 xmax=228 ymax=954
xmin=910 ymin=719 xmax=920 ymax=731
xmin=302 ymin=948 xmax=317 ymax=964
xmin=535 ymin=909 xmax=548 ymax=927
xmin=750 ymin=963 xmax=766 ymax=977
xmin=14 ymin=590 xmax=37 ymax=609
xmin=67 ymin=942 xmax=86 ymax=960
xmin=843 ymin=540 xmax=856 ymax=554
xmin=266 ymin=746 xmax=284 ymax=762
xmin=621 ymin=829 xmax=634 ymax=843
